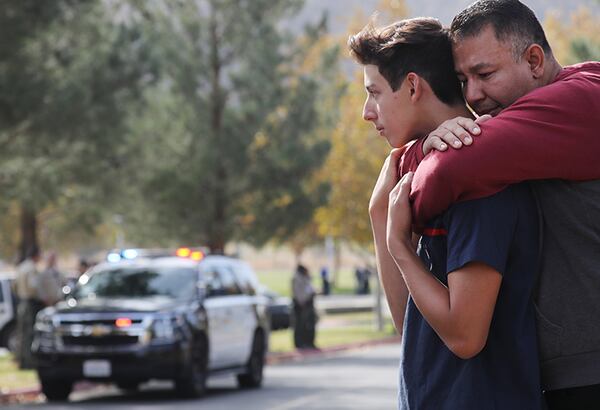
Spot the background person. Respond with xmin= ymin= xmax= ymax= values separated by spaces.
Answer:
xmin=15 ymin=248 xmax=43 ymax=369
xmin=291 ymin=264 xmax=317 ymax=349
xmin=38 ymin=251 xmax=64 ymax=307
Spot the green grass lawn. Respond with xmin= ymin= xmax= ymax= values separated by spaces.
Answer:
xmin=0 ymin=354 xmax=38 ymax=391
xmin=269 ymin=312 xmax=396 ymax=354
xmin=257 ymin=269 xmax=363 ymax=297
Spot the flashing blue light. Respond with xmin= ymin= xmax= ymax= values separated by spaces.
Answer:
xmin=107 ymin=253 xmax=121 ymax=263
xmin=122 ymin=249 xmax=138 ymax=259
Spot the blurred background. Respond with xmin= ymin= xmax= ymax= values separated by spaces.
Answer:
xmin=0 ymin=0 xmax=599 ymax=284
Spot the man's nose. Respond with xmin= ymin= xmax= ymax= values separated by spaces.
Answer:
xmin=463 ymin=82 xmax=485 ymax=106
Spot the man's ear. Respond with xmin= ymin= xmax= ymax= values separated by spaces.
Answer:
xmin=405 ymin=73 xmax=422 ymax=102
xmin=525 ymin=44 xmax=545 ymax=79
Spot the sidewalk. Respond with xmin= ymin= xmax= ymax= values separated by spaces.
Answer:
xmin=314 ymin=293 xmax=390 ymax=315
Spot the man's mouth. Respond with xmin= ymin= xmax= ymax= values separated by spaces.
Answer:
xmin=376 ymin=127 xmax=385 ymax=135
xmin=476 ymin=105 xmax=502 ymax=117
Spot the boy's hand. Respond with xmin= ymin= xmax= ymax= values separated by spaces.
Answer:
xmin=386 ymin=172 xmax=414 ymax=252
xmin=369 ymin=148 xmax=404 ymax=222
xmin=422 ymin=114 xmax=492 ymax=155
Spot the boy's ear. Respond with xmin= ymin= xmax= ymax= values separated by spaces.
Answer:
xmin=405 ymin=73 xmax=422 ymax=101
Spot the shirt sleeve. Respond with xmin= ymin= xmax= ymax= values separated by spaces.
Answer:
xmin=409 ymin=70 xmax=600 ymax=230
xmin=398 ymin=139 xmax=425 ymax=178
xmin=444 ymin=188 xmax=518 ymax=275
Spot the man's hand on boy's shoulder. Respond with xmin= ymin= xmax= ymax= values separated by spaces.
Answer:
xmin=422 ymin=114 xmax=492 ymax=155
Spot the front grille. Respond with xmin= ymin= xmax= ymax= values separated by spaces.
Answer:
xmin=58 ymin=319 xmax=144 ymax=326
xmin=62 ymin=335 xmax=139 ymax=346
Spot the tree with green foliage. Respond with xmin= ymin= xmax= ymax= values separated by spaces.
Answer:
xmin=0 ymin=1 xmax=153 ymax=262
xmin=123 ymin=0 xmax=337 ymax=253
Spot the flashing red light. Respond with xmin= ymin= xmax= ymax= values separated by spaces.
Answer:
xmin=176 ymin=247 xmax=191 ymax=257
xmin=115 ymin=318 xmax=132 ymax=328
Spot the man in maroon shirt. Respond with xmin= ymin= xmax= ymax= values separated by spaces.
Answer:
xmin=395 ymin=1 xmax=600 ymax=408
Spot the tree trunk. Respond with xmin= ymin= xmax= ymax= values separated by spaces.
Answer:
xmin=18 ymin=204 xmax=39 ymax=264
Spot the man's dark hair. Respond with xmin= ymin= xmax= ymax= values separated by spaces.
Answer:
xmin=451 ymin=0 xmax=552 ymax=59
xmin=348 ymin=17 xmax=463 ymax=105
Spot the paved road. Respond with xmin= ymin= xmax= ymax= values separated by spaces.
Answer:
xmin=8 ymin=343 xmax=401 ymax=410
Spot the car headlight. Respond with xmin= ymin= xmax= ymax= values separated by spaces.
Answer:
xmin=34 ymin=310 xmax=55 ymax=333
xmin=149 ymin=315 xmax=183 ymax=342
xmin=33 ymin=310 xmax=56 ymax=350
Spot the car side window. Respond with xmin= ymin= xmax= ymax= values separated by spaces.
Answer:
xmin=218 ymin=265 xmax=242 ymax=296
xmin=204 ymin=269 xmax=225 ymax=297
xmin=0 ymin=282 xmax=4 ymax=303
xmin=231 ymin=262 xmax=258 ymax=296
xmin=202 ymin=263 xmax=241 ymax=297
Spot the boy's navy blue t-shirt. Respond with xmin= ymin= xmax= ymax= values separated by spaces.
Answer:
xmin=398 ymin=184 xmax=544 ymax=410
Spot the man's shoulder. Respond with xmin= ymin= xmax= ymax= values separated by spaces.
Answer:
xmin=448 ymin=184 xmax=530 ymax=210
xmin=559 ymin=62 xmax=600 ymax=81
xmin=442 ymin=184 xmax=534 ymax=229
xmin=522 ymin=62 xmax=600 ymax=104
xmin=17 ymin=260 xmax=35 ymax=272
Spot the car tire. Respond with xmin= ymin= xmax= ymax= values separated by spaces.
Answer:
xmin=40 ymin=378 xmax=73 ymax=402
xmin=175 ymin=335 xmax=208 ymax=398
xmin=237 ymin=330 xmax=265 ymax=389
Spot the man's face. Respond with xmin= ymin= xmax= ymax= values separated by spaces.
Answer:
xmin=362 ymin=65 xmax=415 ymax=148
xmin=453 ymin=25 xmax=538 ymax=117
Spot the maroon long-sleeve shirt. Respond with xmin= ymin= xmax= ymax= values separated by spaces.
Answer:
xmin=401 ymin=62 xmax=600 ymax=230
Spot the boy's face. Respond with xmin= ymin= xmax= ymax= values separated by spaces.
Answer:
xmin=453 ymin=24 xmax=538 ymax=117
xmin=362 ymin=65 xmax=416 ymax=148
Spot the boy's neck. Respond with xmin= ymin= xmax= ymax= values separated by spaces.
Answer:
xmin=427 ymin=103 xmax=472 ymax=133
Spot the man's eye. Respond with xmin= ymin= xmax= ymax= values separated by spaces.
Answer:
xmin=479 ymin=72 xmax=493 ymax=79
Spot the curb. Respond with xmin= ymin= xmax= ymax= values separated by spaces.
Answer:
xmin=0 ymin=380 xmax=95 ymax=404
xmin=0 ymin=336 xmax=400 ymax=403
xmin=266 ymin=335 xmax=400 ymax=364
xmin=0 ymin=386 xmax=41 ymax=405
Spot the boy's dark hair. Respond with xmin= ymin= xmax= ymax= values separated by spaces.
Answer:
xmin=450 ymin=0 xmax=552 ymax=59
xmin=348 ymin=17 xmax=463 ymax=105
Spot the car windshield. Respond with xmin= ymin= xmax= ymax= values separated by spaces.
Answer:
xmin=73 ymin=267 xmax=197 ymax=300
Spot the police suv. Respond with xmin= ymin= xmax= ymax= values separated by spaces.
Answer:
xmin=32 ymin=249 xmax=270 ymax=401
xmin=0 ymin=274 xmax=17 ymax=353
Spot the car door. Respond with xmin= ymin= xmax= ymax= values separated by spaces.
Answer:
xmin=211 ymin=261 xmax=253 ymax=367
xmin=229 ymin=261 xmax=261 ymax=364
xmin=199 ymin=262 xmax=231 ymax=369
xmin=0 ymin=280 xmax=14 ymax=339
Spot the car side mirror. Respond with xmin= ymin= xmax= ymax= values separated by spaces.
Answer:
xmin=196 ymin=281 xmax=207 ymax=299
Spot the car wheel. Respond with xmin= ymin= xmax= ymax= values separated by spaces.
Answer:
xmin=237 ymin=331 xmax=265 ymax=388
xmin=175 ymin=336 xmax=208 ymax=398
xmin=40 ymin=378 xmax=73 ymax=402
